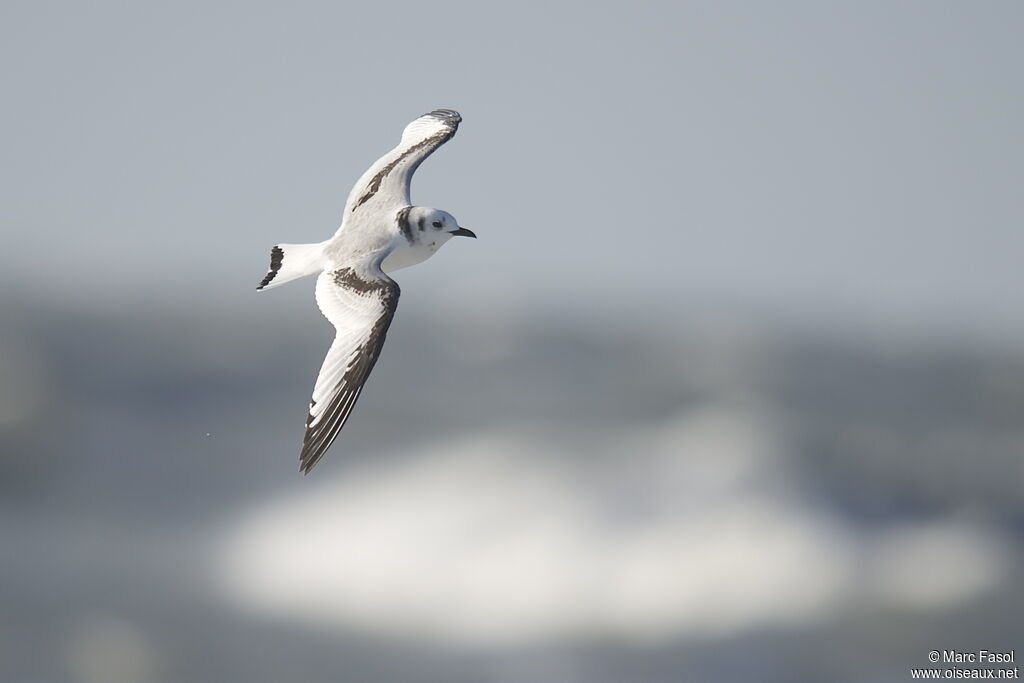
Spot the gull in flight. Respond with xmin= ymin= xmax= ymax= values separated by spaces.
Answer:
xmin=257 ymin=109 xmax=476 ymax=474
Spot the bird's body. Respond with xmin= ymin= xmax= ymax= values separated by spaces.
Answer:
xmin=258 ymin=109 xmax=475 ymax=473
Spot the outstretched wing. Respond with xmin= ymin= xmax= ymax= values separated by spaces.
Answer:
xmin=343 ymin=109 xmax=461 ymax=215
xmin=300 ymin=265 xmax=401 ymax=473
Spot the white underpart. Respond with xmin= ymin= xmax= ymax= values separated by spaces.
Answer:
xmin=381 ymin=239 xmax=441 ymax=272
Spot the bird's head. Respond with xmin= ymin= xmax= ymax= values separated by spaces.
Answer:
xmin=406 ymin=207 xmax=476 ymax=250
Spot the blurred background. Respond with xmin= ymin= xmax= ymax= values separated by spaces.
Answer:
xmin=1 ymin=1 xmax=1022 ymax=681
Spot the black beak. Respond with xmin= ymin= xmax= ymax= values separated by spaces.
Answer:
xmin=449 ymin=227 xmax=477 ymax=239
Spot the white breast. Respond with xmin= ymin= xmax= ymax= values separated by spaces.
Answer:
xmin=380 ymin=240 xmax=440 ymax=273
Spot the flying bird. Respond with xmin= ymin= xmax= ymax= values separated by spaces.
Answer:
xmin=257 ymin=109 xmax=476 ymax=474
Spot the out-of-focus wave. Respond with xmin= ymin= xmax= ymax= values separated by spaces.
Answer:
xmin=214 ymin=410 xmax=1010 ymax=646
xmin=1 ymin=298 xmax=1021 ymax=682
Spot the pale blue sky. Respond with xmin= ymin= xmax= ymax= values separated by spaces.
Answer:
xmin=2 ymin=1 xmax=1021 ymax=337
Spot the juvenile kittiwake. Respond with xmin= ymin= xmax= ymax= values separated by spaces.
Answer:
xmin=257 ymin=108 xmax=476 ymax=474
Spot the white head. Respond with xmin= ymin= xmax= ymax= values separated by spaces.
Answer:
xmin=403 ymin=206 xmax=476 ymax=249
xmin=382 ymin=206 xmax=476 ymax=273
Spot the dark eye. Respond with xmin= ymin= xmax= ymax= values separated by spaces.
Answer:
xmin=432 ymin=221 xmax=442 ymax=228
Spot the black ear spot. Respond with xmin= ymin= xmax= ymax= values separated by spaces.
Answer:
xmin=432 ymin=221 xmax=442 ymax=228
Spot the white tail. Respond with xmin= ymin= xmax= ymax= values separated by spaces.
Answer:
xmin=257 ymin=242 xmax=328 ymax=291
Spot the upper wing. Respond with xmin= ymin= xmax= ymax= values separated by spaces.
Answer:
xmin=299 ymin=265 xmax=401 ymax=473
xmin=342 ymin=109 xmax=461 ymax=215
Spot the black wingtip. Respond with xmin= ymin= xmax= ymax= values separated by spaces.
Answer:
xmin=298 ymin=451 xmax=316 ymax=475
xmin=299 ymin=447 xmax=329 ymax=475
xmin=299 ymin=434 xmax=333 ymax=475
xmin=426 ymin=109 xmax=461 ymax=125
xmin=298 ymin=418 xmax=321 ymax=475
